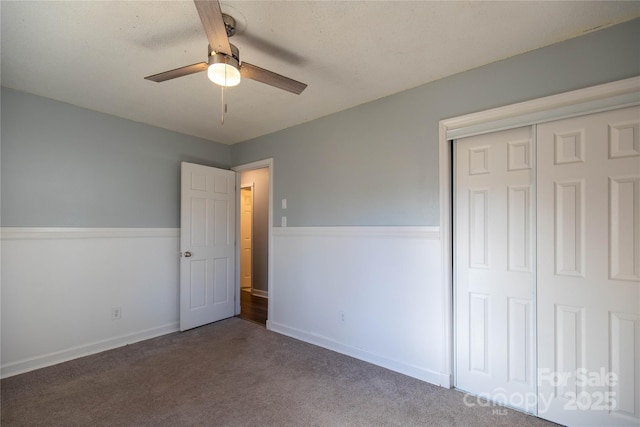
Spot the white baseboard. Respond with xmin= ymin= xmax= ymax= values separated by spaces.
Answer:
xmin=1 ymin=227 xmax=181 ymax=378
xmin=2 ymin=225 xmax=451 ymax=390
xmin=270 ymin=225 xmax=450 ymax=388
xmin=1 ymin=322 xmax=178 ymax=378
xmin=270 ymin=321 xmax=451 ymax=388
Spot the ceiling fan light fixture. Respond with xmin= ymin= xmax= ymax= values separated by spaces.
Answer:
xmin=145 ymin=3 xmax=307 ymax=94
xmin=208 ymin=53 xmax=241 ymax=87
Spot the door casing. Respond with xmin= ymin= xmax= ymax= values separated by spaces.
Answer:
xmin=232 ymin=159 xmax=274 ymax=325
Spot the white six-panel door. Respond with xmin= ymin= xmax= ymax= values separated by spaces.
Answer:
xmin=455 ymin=106 xmax=640 ymax=426
xmin=180 ymin=162 xmax=236 ymax=331
xmin=455 ymin=126 xmax=536 ymax=413
xmin=536 ymin=106 xmax=640 ymax=426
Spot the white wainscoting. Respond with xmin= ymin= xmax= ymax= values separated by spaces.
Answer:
xmin=1 ymin=228 xmax=180 ymax=378
xmin=270 ymin=226 xmax=449 ymax=387
xmin=2 ymin=226 xmax=449 ymax=386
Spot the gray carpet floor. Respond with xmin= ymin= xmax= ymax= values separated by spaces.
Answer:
xmin=1 ymin=317 xmax=558 ymax=426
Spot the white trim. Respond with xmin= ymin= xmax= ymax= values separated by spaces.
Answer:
xmin=233 ymin=159 xmax=273 ymax=173
xmin=530 ymin=125 xmax=539 ymax=415
xmin=273 ymin=226 xmax=440 ymax=240
xmin=269 ymin=321 xmax=451 ymax=387
xmin=271 ymin=224 xmax=446 ymax=387
xmin=438 ymin=124 xmax=454 ymax=385
xmin=439 ymin=76 xmax=640 ymax=396
xmin=445 ymin=76 xmax=640 ymax=140
xmin=232 ymin=158 xmax=274 ymax=320
xmin=0 ymin=227 xmax=179 ymax=240
xmin=1 ymin=322 xmax=179 ymax=378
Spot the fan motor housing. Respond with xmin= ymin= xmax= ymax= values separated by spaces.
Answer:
xmin=208 ymin=43 xmax=240 ymax=69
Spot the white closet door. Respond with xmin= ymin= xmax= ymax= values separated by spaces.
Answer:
xmin=455 ymin=126 xmax=536 ymax=413
xmin=537 ymin=106 xmax=640 ymax=426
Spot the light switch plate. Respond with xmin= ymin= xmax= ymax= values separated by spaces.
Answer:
xmin=282 ymin=198 xmax=287 ymax=209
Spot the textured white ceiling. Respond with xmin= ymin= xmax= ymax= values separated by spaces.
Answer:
xmin=2 ymin=1 xmax=638 ymax=144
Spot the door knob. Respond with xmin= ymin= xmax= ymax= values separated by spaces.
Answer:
xmin=183 ymin=251 xmax=192 ymax=257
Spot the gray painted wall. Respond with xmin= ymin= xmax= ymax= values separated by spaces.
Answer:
xmin=3 ymin=19 xmax=639 ymax=228
xmin=241 ymin=168 xmax=269 ymax=293
xmin=1 ymin=88 xmax=230 ymax=227
xmin=231 ymin=18 xmax=640 ymax=227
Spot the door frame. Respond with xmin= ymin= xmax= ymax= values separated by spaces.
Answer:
xmin=240 ymin=183 xmax=255 ymax=294
xmin=232 ymin=158 xmax=274 ymax=327
xmin=439 ymin=76 xmax=640 ymax=389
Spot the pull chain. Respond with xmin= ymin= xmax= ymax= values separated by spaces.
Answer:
xmin=219 ymin=56 xmax=230 ymax=125
xmin=221 ymin=85 xmax=225 ymax=125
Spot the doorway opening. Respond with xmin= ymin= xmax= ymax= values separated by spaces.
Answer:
xmin=234 ymin=161 xmax=272 ymax=327
xmin=240 ymin=185 xmax=253 ymax=294
xmin=239 ymin=183 xmax=267 ymax=325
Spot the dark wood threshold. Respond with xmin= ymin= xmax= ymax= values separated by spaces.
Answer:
xmin=238 ymin=288 xmax=267 ymax=326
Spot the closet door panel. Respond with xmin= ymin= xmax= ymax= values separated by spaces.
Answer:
xmin=537 ymin=106 xmax=640 ymax=427
xmin=455 ymin=126 xmax=535 ymax=413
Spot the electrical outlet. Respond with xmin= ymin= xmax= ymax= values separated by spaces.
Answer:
xmin=111 ymin=306 xmax=122 ymax=320
xmin=339 ymin=310 xmax=346 ymax=325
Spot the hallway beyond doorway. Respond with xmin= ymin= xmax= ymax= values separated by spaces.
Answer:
xmin=239 ymin=288 xmax=267 ymax=326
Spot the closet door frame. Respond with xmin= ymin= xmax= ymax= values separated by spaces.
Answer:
xmin=438 ymin=76 xmax=640 ymax=389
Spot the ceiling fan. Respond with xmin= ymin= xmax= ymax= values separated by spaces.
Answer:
xmin=144 ymin=0 xmax=307 ymax=95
